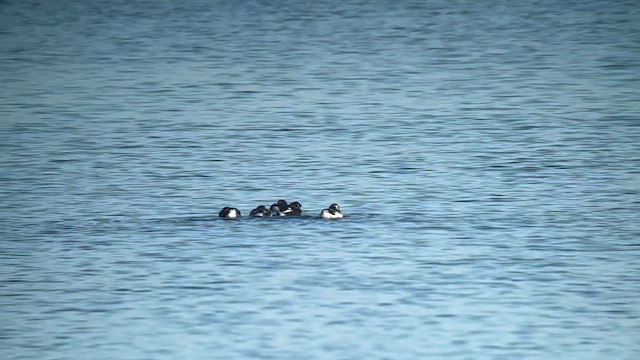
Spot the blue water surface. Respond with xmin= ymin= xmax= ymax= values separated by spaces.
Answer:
xmin=1 ymin=0 xmax=639 ymax=359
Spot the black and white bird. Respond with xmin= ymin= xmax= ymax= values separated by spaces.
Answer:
xmin=270 ymin=202 xmax=286 ymax=216
xmin=249 ymin=205 xmax=270 ymax=217
xmin=320 ymin=203 xmax=343 ymax=219
xmin=219 ymin=206 xmax=241 ymax=219
xmin=287 ymin=201 xmax=303 ymax=216
xmin=269 ymin=199 xmax=291 ymax=216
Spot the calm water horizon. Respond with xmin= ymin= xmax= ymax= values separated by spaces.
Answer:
xmin=1 ymin=0 xmax=639 ymax=359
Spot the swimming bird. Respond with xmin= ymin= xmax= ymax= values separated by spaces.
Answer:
xmin=287 ymin=201 xmax=302 ymax=216
xmin=249 ymin=205 xmax=270 ymax=217
xmin=320 ymin=203 xmax=343 ymax=219
xmin=268 ymin=199 xmax=292 ymax=216
xmin=276 ymin=199 xmax=289 ymax=212
xmin=270 ymin=203 xmax=286 ymax=216
xmin=219 ymin=206 xmax=241 ymax=219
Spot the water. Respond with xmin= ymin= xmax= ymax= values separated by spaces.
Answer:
xmin=1 ymin=0 xmax=639 ymax=359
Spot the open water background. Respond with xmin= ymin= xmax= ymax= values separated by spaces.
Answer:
xmin=1 ymin=0 xmax=639 ymax=359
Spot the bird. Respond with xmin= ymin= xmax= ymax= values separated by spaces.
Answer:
xmin=219 ymin=206 xmax=241 ymax=219
xmin=276 ymin=199 xmax=289 ymax=212
xmin=286 ymin=201 xmax=302 ymax=216
xmin=269 ymin=199 xmax=292 ymax=216
xmin=249 ymin=205 xmax=270 ymax=217
xmin=320 ymin=203 xmax=343 ymax=219
xmin=270 ymin=203 xmax=286 ymax=216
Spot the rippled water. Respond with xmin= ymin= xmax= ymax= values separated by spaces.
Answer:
xmin=1 ymin=0 xmax=639 ymax=359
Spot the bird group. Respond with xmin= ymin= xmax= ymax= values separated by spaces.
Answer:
xmin=219 ymin=199 xmax=343 ymax=220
